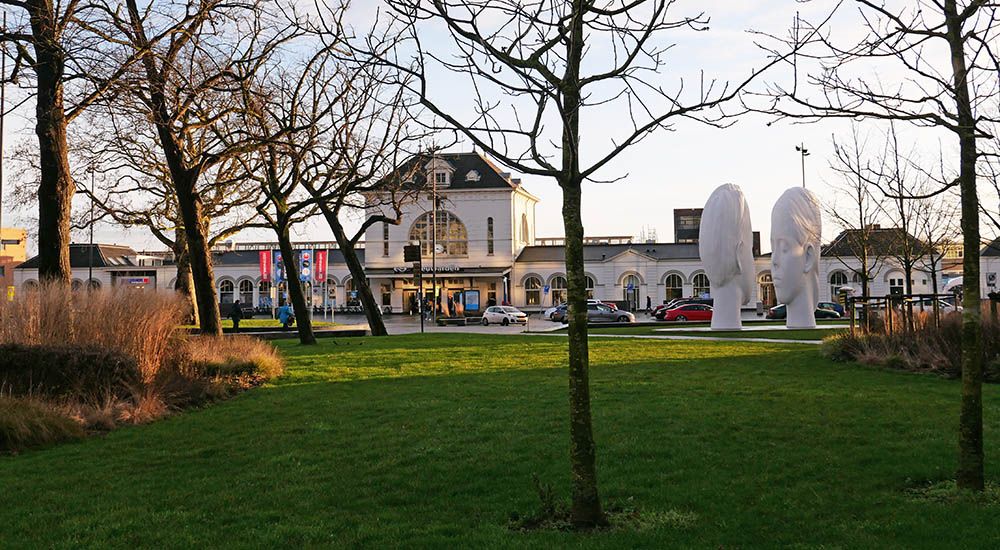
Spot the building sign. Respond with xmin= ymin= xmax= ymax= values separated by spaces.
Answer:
xmin=124 ymin=277 xmax=151 ymax=285
xmin=299 ymin=250 xmax=313 ymax=282
xmin=6 ymin=286 xmax=14 ymax=301
xmin=393 ymin=265 xmax=461 ymax=274
xmin=314 ymin=250 xmax=328 ymax=282
xmin=259 ymin=250 xmax=272 ymax=282
xmin=464 ymin=289 xmax=480 ymax=312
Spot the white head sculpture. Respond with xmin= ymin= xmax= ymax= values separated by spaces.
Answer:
xmin=770 ymin=187 xmax=822 ymax=329
xmin=699 ymin=184 xmax=755 ymax=330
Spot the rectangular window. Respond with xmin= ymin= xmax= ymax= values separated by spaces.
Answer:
xmin=382 ymin=223 xmax=390 ymax=256
xmin=381 ymin=283 xmax=391 ymax=306
xmin=487 ymin=217 xmax=494 ymax=255
xmin=435 ymin=172 xmax=447 ymax=185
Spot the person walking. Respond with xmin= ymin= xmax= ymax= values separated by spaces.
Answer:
xmin=646 ymin=295 xmax=652 ymax=315
xmin=229 ymin=300 xmax=244 ymax=333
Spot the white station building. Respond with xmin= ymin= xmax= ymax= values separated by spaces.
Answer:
xmin=14 ymin=152 xmax=966 ymax=312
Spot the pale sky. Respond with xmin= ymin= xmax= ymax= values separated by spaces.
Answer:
xmin=0 ymin=1 xmax=987 ymax=255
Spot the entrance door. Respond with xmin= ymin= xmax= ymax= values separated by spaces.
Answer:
xmin=403 ymin=289 xmax=419 ymax=314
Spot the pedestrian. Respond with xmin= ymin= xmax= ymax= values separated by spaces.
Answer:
xmin=277 ymin=303 xmax=294 ymax=330
xmin=646 ymin=295 xmax=652 ymax=314
xmin=230 ymin=300 xmax=244 ymax=333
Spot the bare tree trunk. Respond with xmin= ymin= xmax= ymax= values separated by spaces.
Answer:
xmin=28 ymin=1 xmax=73 ymax=284
xmin=275 ymin=233 xmax=316 ymax=345
xmin=174 ymin=231 xmax=199 ymax=326
xmin=174 ymin=175 xmax=222 ymax=335
xmin=945 ymin=0 xmax=984 ymax=491
xmin=562 ymin=2 xmax=604 ymax=527
xmin=326 ymin=213 xmax=388 ymax=337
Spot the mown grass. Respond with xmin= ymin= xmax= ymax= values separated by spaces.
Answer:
xmin=0 ymin=334 xmax=998 ymax=547
xmin=586 ymin=326 xmax=845 ymax=340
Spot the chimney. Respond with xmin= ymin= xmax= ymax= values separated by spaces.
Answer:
xmin=752 ymin=231 xmax=761 ymax=257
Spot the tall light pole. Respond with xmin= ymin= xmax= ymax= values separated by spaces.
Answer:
xmin=796 ymin=143 xmax=810 ymax=188
xmin=430 ymin=152 xmax=438 ymax=322
xmin=0 ymin=12 xmax=6 ymax=255
xmin=88 ymin=169 xmax=95 ymax=289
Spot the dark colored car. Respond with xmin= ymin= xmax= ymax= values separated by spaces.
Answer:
xmin=552 ymin=303 xmax=635 ymax=323
xmin=817 ymin=301 xmax=845 ymax=315
xmin=766 ymin=304 xmax=842 ymax=320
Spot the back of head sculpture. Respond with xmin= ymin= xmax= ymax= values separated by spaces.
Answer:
xmin=770 ymin=187 xmax=822 ymax=307
xmin=699 ymin=184 xmax=754 ymax=302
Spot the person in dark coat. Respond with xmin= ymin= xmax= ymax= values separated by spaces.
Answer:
xmin=230 ymin=300 xmax=244 ymax=333
xmin=646 ymin=295 xmax=652 ymax=314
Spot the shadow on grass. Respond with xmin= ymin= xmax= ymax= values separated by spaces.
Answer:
xmin=0 ymin=334 xmax=997 ymax=547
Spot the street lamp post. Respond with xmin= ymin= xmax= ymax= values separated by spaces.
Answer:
xmin=88 ymin=170 xmax=95 ymax=290
xmin=795 ymin=143 xmax=810 ymax=188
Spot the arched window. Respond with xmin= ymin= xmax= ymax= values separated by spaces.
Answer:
xmin=524 ymin=276 xmax=542 ymax=306
xmin=664 ymin=274 xmax=683 ymax=300
xmin=219 ymin=280 xmax=235 ymax=304
xmin=692 ymin=273 xmax=711 ymax=297
xmin=585 ymin=276 xmax=596 ymax=299
xmin=759 ymin=272 xmax=775 ymax=307
xmin=829 ymin=271 xmax=848 ymax=300
xmin=622 ymin=274 xmax=640 ymax=309
xmin=71 ymin=279 xmax=83 ymax=292
xmin=238 ymin=279 xmax=254 ymax=304
xmin=258 ymin=280 xmax=272 ymax=308
xmin=409 ymin=210 xmax=468 ymax=256
xmin=23 ymin=280 xmax=39 ymax=292
xmin=550 ymin=276 xmax=567 ymax=305
xmin=87 ymin=279 xmax=101 ymax=291
xmin=520 ymin=213 xmax=530 ymax=244
xmin=487 ymin=217 xmax=494 ymax=255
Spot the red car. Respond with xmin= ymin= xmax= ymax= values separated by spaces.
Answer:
xmin=662 ymin=303 xmax=713 ymax=322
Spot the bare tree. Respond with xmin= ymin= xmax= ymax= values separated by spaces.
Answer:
xmin=356 ymin=0 xmax=793 ymax=526
xmin=754 ymin=0 xmax=1000 ymax=491
xmin=0 ymin=1 xmax=144 ymax=282
xmin=825 ymin=126 xmax=890 ymax=298
xmin=106 ymin=0 xmax=299 ymax=335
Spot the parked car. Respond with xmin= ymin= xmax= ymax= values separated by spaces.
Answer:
xmin=817 ymin=301 xmax=845 ymax=315
xmin=766 ymin=304 xmax=842 ymax=320
xmin=553 ymin=303 xmax=635 ymax=323
xmin=662 ymin=303 xmax=713 ymax=322
xmin=542 ymin=304 xmax=563 ymax=319
xmin=904 ymin=297 xmax=963 ymax=312
xmin=482 ymin=305 xmax=528 ymax=326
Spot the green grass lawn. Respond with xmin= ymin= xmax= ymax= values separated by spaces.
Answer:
xmin=586 ymin=326 xmax=845 ymax=340
xmin=1 ymin=334 xmax=998 ymax=547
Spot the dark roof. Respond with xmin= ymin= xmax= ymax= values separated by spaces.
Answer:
xmin=213 ymin=248 xmax=362 ymax=265
xmin=517 ymin=243 xmax=703 ymax=263
xmin=982 ymin=238 xmax=1000 ymax=257
xmin=17 ymin=244 xmax=136 ymax=269
xmin=822 ymin=228 xmax=930 ymax=258
xmin=385 ymin=152 xmax=523 ymax=191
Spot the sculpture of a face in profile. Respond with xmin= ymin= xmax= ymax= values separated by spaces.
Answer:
xmin=770 ymin=187 xmax=822 ymax=329
xmin=699 ymin=184 xmax=755 ymax=330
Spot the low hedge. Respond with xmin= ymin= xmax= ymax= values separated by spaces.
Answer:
xmin=0 ymin=344 xmax=140 ymax=399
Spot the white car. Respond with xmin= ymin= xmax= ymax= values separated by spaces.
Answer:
xmin=482 ymin=306 xmax=528 ymax=326
xmin=542 ymin=304 xmax=563 ymax=319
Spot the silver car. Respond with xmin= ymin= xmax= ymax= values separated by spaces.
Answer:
xmin=557 ymin=303 xmax=634 ymax=323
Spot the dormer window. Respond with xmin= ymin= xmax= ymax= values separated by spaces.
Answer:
xmin=434 ymin=171 xmax=449 ymax=187
xmin=465 ymin=170 xmax=481 ymax=182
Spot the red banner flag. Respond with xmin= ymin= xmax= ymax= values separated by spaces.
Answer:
xmin=314 ymin=249 xmax=328 ymax=282
xmin=259 ymin=250 xmax=272 ymax=282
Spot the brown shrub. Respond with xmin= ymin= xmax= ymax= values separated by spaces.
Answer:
xmin=824 ymin=303 xmax=1000 ymax=380
xmin=0 ymin=396 xmax=85 ymax=454
xmin=180 ymin=335 xmax=285 ymax=382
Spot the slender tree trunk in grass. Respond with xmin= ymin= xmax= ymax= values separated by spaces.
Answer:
xmin=29 ymin=1 xmax=73 ymax=284
xmin=327 ymin=213 xmax=388 ymax=337
xmin=562 ymin=2 xmax=605 ymax=527
xmin=944 ymin=0 xmax=983 ymax=491
xmin=276 ymin=231 xmax=316 ymax=345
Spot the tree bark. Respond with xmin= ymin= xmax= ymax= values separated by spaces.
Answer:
xmin=173 ymin=230 xmax=199 ymax=326
xmin=28 ymin=0 xmax=73 ymax=284
xmin=275 ymin=229 xmax=316 ymax=345
xmin=326 ymin=212 xmax=388 ymax=337
xmin=562 ymin=1 xmax=605 ymax=528
xmin=945 ymin=0 xmax=984 ymax=491
xmin=173 ymin=174 xmax=222 ymax=335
